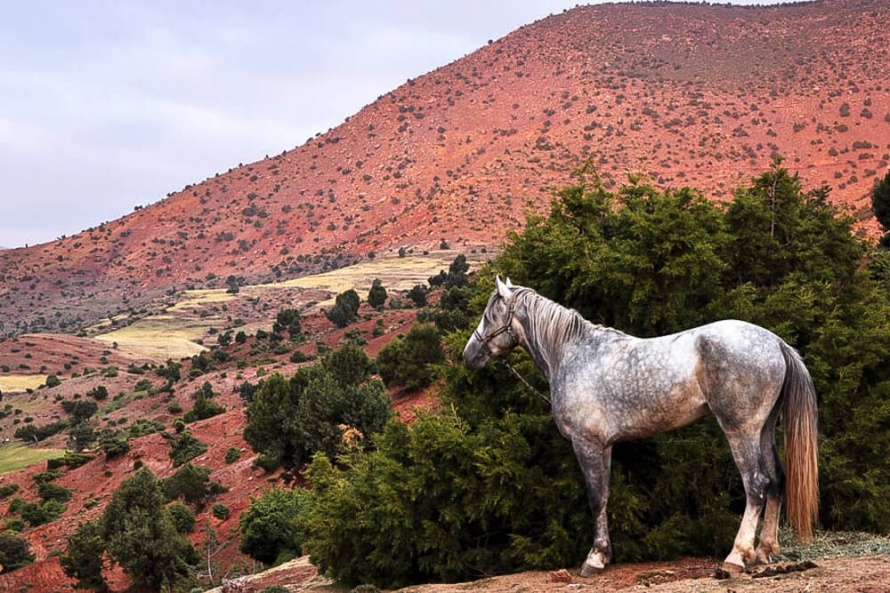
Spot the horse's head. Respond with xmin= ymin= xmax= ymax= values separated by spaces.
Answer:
xmin=463 ymin=277 xmax=521 ymax=369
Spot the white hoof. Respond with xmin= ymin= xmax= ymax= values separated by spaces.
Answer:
xmin=580 ymin=551 xmax=607 ymax=577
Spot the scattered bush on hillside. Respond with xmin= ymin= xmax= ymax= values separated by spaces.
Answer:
xmin=240 ymin=486 xmax=308 ymax=566
xmin=98 ymin=430 xmax=131 ymax=459
xmin=47 ymin=451 xmax=94 ymax=471
xmin=211 ymin=502 xmax=231 ymax=521
xmin=325 ymin=289 xmax=361 ymax=328
xmin=0 ymin=483 xmax=20 ymax=498
xmin=428 ymin=254 xmax=470 ymax=289
xmin=377 ymin=324 xmax=444 ymax=391
xmin=166 ymin=429 xmax=209 ymax=467
xmin=407 ymin=284 xmax=428 ymax=307
xmin=126 ymin=418 xmax=166 ymax=438
xmin=61 ymin=399 xmax=98 ymax=422
xmin=87 ymin=385 xmax=109 ymax=400
xmin=225 ymin=447 xmax=242 ymax=464
xmin=183 ymin=381 xmax=226 ymax=423
xmin=167 ymin=501 xmax=196 ymax=534
xmin=243 ymin=343 xmax=391 ymax=470
xmin=367 ymin=279 xmax=388 ymax=309
xmin=0 ymin=532 xmax=36 ymax=574
xmin=20 ymin=499 xmax=65 ymax=527
xmin=156 ymin=359 xmax=182 ymax=384
xmin=274 ymin=308 xmax=303 ymax=341
xmin=162 ymin=463 xmax=227 ymax=507
xmin=14 ymin=419 xmax=68 ymax=443
xmin=38 ymin=482 xmax=73 ymax=503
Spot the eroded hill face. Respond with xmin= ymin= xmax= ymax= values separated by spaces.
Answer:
xmin=2 ymin=0 xmax=888 ymax=336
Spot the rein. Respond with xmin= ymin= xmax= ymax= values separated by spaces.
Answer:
xmin=500 ymin=359 xmax=551 ymax=406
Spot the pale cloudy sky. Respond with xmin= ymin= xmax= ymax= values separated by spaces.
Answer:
xmin=0 ymin=1 xmax=786 ymax=248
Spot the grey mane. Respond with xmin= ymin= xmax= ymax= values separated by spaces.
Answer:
xmin=513 ymin=288 xmax=620 ymax=378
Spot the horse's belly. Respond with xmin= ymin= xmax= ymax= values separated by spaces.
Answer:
xmin=617 ymin=396 xmax=710 ymax=441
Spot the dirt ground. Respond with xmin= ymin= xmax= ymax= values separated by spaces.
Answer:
xmin=212 ymin=554 xmax=890 ymax=593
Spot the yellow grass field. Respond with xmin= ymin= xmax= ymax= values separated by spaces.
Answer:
xmin=95 ymin=317 xmax=210 ymax=360
xmin=275 ymin=251 xmax=477 ymax=306
xmin=93 ymin=251 xmax=481 ymax=361
xmin=0 ymin=375 xmax=46 ymax=394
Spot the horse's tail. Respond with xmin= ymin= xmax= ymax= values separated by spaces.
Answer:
xmin=780 ymin=341 xmax=819 ymax=541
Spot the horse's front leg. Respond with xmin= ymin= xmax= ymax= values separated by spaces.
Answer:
xmin=572 ymin=439 xmax=613 ymax=577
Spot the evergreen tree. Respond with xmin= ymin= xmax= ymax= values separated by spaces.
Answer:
xmin=0 ymin=532 xmax=35 ymax=574
xmin=239 ymin=486 xmax=308 ymax=565
xmin=244 ymin=344 xmax=392 ymax=469
xmin=101 ymin=468 xmax=197 ymax=590
xmin=325 ymin=289 xmax=361 ymax=328
xmin=60 ymin=521 xmax=108 ymax=591
xmin=872 ymin=169 xmax=890 ymax=247
xmin=377 ymin=324 xmax=444 ymax=390
xmin=367 ymin=279 xmax=388 ymax=309
xmin=274 ymin=308 xmax=303 ymax=340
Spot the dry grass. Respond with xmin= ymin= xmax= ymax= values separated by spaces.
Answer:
xmin=0 ymin=375 xmax=46 ymax=393
xmin=93 ymin=252 xmax=477 ymax=360
xmin=779 ymin=529 xmax=890 ymax=561
xmin=276 ymin=251 xmax=479 ymax=305
xmin=95 ymin=317 xmax=210 ymax=360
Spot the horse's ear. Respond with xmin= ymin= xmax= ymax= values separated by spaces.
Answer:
xmin=506 ymin=277 xmax=515 ymax=289
xmin=496 ymin=276 xmax=513 ymax=300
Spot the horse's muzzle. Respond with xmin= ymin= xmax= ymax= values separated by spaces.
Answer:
xmin=463 ymin=339 xmax=489 ymax=369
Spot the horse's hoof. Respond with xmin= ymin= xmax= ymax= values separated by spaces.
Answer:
xmin=720 ymin=561 xmax=746 ymax=575
xmin=580 ymin=558 xmax=606 ymax=577
xmin=579 ymin=563 xmax=602 ymax=578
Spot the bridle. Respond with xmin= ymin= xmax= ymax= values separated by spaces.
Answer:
xmin=473 ymin=297 xmax=519 ymax=358
xmin=472 ymin=292 xmax=551 ymax=406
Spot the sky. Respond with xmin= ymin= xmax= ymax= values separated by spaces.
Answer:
xmin=0 ymin=1 xmax=787 ymax=249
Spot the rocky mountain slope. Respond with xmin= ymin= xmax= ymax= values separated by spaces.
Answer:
xmin=1 ymin=0 xmax=888 ymax=337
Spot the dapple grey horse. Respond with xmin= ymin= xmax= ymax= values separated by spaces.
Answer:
xmin=463 ymin=278 xmax=818 ymax=576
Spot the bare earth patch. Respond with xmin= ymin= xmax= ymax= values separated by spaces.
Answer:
xmin=209 ymin=554 xmax=890 ymax=593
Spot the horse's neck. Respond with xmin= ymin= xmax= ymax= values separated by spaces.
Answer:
xmin=514 ymin=292 xmax=582 ymax=381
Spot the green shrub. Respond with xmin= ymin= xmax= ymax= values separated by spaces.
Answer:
xmin=162 ymin=464 xmax=225 ymax=506
xmin=325 ymin=289 xmax=361 ymax=328
xmin=376 ymin=324 xmax=443 ymax=390
xmin=167 ymin=501 xmax=196 ymax=534
xmin=38 ymin=482 xmax=73 ymax=503
xmin=0 ymin=483 xmax=21 ymax=498
xmin=211 ymin=502 xmax=231 ymax=520
xmin=21 ymin=500 xmax=65 ymax=527
xmin=47 ymin=452 xmax=94 ymax=471
xmin=99 ymin=431 xmax=131 ymax=459
xmin=367 ymin=279 xmax=387 ymax=309
xmin=0 ymin=532 xmax=36 ymax=573
xmin=224 ymin=447 xmax=242 ymax=464
xmin=167 ymin=430 xmax=208 ymax=467
xmin=239 ymin=486 xmax=307 ymax=565
xmin=244 ymin=344 xmax=391 ymax=469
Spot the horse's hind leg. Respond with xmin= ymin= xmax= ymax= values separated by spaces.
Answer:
xmin=724 ymin=432 xmax=771 ymax=571
xmin=573 ymin=439 xmax=613 ymax=577
xmin=756 ymin=421 xmax=785 ymax=564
